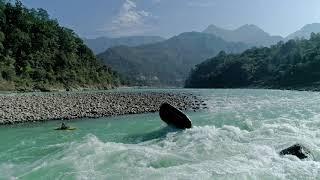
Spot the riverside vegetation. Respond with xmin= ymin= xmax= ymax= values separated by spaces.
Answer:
xmin=0 ymin=0 xmax=120 ymax=92
xmin=186 ymin=33 xmax=320 ymax=90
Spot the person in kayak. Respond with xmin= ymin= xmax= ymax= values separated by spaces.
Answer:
xmin=60 ymin=122 xmax=69 ymax=130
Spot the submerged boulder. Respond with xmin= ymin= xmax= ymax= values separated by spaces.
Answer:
xmin=279 ymin=144 xmax=311 ymax=159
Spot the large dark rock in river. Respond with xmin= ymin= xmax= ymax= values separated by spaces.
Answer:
xmin=159 ymin=103 xmax=192 ymax=129
xmin=279 ymin=144 xmax=311 ymax=159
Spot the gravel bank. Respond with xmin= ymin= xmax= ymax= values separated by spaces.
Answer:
xmin=0 ymin=92 xmax=206 ymax=125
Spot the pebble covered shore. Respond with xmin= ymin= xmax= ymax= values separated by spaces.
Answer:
xmin=0 ymin=92 xmax=206 ymax=125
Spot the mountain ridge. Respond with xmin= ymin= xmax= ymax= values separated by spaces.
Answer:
xmin=203 ymin=23 xmax=320 ymax=46
xmin=203 ymin=24 xmax=283 ymax=47
xmin=286 ymin=23 xmax=320 ymax=40
xmin=83 ymin=36 xmax=165 ymax=54
xmin=98 ymin=32 xmax=249 ymax=86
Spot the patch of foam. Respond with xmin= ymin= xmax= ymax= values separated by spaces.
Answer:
xmin=68 ymin=118 xmax=320 ymax=178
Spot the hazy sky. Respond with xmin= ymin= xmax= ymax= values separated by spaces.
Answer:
xmin=21 ymin=0 xmax=320 ymax=38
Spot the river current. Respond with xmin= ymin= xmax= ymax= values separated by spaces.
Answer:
xmin=1 ymin=89 xmax=320 ymax=179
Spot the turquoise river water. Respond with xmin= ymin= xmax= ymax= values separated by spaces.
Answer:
xmin=1 ymin=89 xmax=320 ymax=179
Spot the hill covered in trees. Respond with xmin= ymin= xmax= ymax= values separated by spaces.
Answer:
xmin=98 ymin=32 xmax=248 ymax=86
xmin=185 ymin=33 xmax=320 ymax=90
xmin=84 ymin=36 xmax=165 ymax=54
xmin=0 ymin=1 xmax=120 ymax=91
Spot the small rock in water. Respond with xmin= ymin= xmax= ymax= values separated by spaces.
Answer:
xmin=279 ymin=144 xmax=311 ymax=159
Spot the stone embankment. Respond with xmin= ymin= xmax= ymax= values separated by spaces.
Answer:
xmin=0 ymin=92 xmax=207 ymax=125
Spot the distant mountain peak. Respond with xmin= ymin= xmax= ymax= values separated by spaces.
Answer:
xmin=286 ymin=23 xmax=320 ymax=40
xmin=98 ymin=31 xmax=248 ymax=86
xmin=205 ymin=24 xmax=264 ymax=32
xmin=236 ymin=24 xmax=265 ymax=32
xmin=239 ymin=24 xmax=260 ymax=29
xmin=206 ymin=24 xmax=224 ymax=30
xmin=203 ymin=24 xmax=283 ymax=46
xmin=83 ymin=36 xmax=165 ymax=54
xmin=302 ymin=23 xmax=320 ymax=30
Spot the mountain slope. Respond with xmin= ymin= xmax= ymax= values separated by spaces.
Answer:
xmin=84 ymin=36 xmax=165 ymax=54
xmin=0 ymin=1 xmax=120 ymax=91
xmin=98 ymin=32 xmax=249 ymax=86
xmin=203 ymin=24 xmax=283 ymax=47
xmin=185 ymin=33 xmax=320 ymax=90
xmin=286 ymin=23 xmax=320 ymax=40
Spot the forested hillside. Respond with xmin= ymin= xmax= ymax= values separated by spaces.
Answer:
xmin=98 ymin=32 xmax=248 ymax=86
xmin=0 ymin=1 xmax=120 ymax=91
xmin=185 ymin=33 xmax=320 ymax=90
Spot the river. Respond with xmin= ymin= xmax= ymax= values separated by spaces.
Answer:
xmin=1 ymin=89 xmax=320 ymax=179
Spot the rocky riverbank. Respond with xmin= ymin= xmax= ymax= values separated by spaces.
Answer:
xmin=0 ymin=91 xmax=206 ymax=125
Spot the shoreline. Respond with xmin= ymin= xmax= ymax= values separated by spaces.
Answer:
xmin=0 ymin=91 xmax=206 ymax=125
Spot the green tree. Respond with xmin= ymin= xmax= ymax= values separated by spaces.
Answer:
xmin=0 ymin=0 xmax=121 ymax=91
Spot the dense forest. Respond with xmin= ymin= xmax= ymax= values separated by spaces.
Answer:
xmin=98 ymin=32 xmax=248 ymax=86
xmin=0 ymin=0 xmax=120 ymax=91
xmin=185 ymin=33 xmax=320 ymax=90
